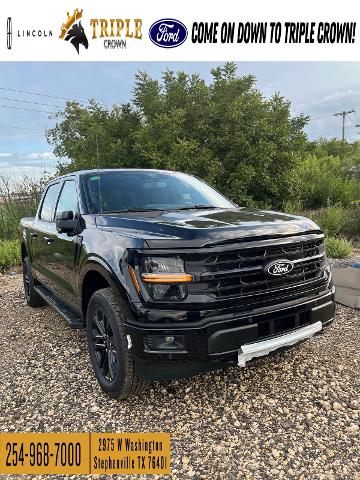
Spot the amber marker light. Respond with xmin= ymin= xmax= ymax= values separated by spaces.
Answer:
xmin=141 ymin=273 xmax=193 ymax=284
xmin=128 ymin=266 xmax=141 ymax=293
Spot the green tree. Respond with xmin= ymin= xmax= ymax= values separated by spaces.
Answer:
xmin=132 ymin=63 xmax=309 ymax=207
xmin=47 ymin=100 xmax=144 ymax=174
xmin=47 ymin=62 xmax=309 ymax=208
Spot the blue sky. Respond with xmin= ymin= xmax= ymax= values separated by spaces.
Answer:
xmin=1 ymin=61 xmax=360 ymax=178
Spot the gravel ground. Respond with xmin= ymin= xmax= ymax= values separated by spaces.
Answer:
xmin=0 ymin=272 xmax=359 ymax=480
xmin=328 ymin=254 xmax=360 ymax=270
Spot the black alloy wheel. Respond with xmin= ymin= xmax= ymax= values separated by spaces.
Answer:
xmin=86 ymin=288 xmax=149 ymax=399
xmin=91 ymin=307 xmax=118 ymax=382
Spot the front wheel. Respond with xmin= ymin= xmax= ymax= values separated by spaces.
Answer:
xmin=86 ymin=288 xmax=149 ymax=399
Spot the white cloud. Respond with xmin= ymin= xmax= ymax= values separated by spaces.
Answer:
xmin=0 ymin=153 xmax=13 ymax=157
xmin=315 ymin=89 xmax=360 ymax=106
xmin=26 ymin=152 xmax=56 ymax=160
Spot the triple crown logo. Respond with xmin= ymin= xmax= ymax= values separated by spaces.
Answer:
xmin=59 ymin=9 xmax=88 ymax=54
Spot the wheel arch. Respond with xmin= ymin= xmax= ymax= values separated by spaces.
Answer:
xmin=80 ymin=259 xmax=129 ymax=320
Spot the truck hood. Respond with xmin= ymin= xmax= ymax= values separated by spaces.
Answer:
xmin=95 ymin=208 xmax=321 ymax=248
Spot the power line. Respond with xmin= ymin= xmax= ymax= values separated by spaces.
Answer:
xmin=0 ymin=104 xmax=52 ymax=114
xmin=0 ymin=86 xmax=90 ymax=105
xmin=0 ymin=124 xmax=44 ymax=131
xmin=334 ymin=109 xmax=355 ymax=141
xmin=0 ymin=96 xmax=62 ymax=110
xmin=308 ymin=114 xmax=335 ymax=121
xmin=0 ymin=86 xmax=108 ymax=107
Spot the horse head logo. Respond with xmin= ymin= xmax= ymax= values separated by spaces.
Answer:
xmin=65 ymin=21 xmax=88 ymax=54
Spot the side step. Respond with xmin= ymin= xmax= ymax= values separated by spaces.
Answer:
xmin=35 ymin=285 xmax=85 ymax=329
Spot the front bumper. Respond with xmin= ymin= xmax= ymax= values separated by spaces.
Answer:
xmin=126 ymin=287 xmax=335 ymax=379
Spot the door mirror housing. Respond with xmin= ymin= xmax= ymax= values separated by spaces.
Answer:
xmin=58 ymin=210 xmax=74 ymax=221
xmin=56 ymin=210 xmax=77 ymax=234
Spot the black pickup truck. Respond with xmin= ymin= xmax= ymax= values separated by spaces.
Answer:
xmin=19 ymin=169 xmax=335 ymax=398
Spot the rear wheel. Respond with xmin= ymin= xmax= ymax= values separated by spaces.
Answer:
xmin=22 ymin=256 xmax=46 ymax=308
xmin=86 ymin=288 xmax=149 ymax=399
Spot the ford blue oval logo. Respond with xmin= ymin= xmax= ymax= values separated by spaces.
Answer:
xmin=266 ymin=260 xmax=294 ymax=276
xmin=149 ymin=18 xmax=187 ymax=48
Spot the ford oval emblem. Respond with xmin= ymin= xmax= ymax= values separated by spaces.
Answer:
xmin=149 ymin=18 xmax=188 ymax=48
xmin=266 ymin=260 xmax=294 ymax=276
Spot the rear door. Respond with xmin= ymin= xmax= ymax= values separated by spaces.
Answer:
xmin=45 ymin=179 xmax=81 ymax=308
xmin=30 ymin=182 xmax=61 ymax=284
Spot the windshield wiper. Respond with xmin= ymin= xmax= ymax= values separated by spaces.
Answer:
xmin=103 ymin=208 xmax=163 ymax=213
xmin=174 ymin=205 xmax=219 ymax=211
xmin=103 ymin=205 xmax=220 ymax=214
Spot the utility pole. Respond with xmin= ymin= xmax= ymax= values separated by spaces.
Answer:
xmin=334 ymin=110 xmax=355 ymax=141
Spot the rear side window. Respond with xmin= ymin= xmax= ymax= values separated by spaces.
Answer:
xmin=39 ymin=183 xmax=60 ymax=222
xmin=55 ymin=181 xmax=78 ymax=219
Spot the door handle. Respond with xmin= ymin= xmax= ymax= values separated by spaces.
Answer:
xmin=30 ymin=232 xmax=38 ymax=238
xmin=43 ymin=237 xmax=54 ymax=244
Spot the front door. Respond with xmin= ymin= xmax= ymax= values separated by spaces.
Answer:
xmin=45 ymin=179 xmax=81 ymax=310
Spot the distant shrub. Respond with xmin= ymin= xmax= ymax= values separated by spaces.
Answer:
xmin=282 ymin=199 xmax=303 ymax=215
xmin=316 ymin=206 xmax=349 ymax=237
xmin=293 ymin=154 xmax=359 ymax=209
xmin=0 ymin=239 xmax=21 ymax=271
xmin=0 ymin=173 xmax=47 ymax=241
xmin=325 ymin=237 xmax=352 ymax=259
xmin=342 ymin=207 xmax=360 ymax=238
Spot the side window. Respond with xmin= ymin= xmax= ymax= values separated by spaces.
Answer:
xmin=55 ymin=181 xmax=78 ymax=219
xmin=39 ymin=183 xmax=60 ymax=222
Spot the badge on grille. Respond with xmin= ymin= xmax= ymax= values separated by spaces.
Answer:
xmin=266 ymin=260 xmax=294 ymax=276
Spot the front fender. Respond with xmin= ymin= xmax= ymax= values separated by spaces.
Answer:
xmin=79 ymin=255 xmax=125 ymax=297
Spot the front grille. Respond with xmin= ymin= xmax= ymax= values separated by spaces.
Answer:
xmin=185 ymin=234 xmax=327 ymax=306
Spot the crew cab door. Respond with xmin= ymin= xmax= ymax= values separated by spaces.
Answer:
xmin=30 ymin=182 xmax=61 ymax=283
xmin=45 ymin=179 xmax=81 ymax=308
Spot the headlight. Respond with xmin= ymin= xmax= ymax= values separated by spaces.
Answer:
xmin=140 ymin=256 xmax=193 ymax=301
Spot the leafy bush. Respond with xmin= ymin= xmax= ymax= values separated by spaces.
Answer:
xmin=316 ymin=206 xmax=350 ymax=237
xmin=307 ymin=206 xmax=360 ymax=239
xmin=282 ymin=199 xmax=303 ymax=215
xmin=0 ymin=240 xmax=21 ymax=271
xmin=0 ymin=201 xmax=35 ymax=241
xmin=0 ymin=173 xmax=46 ymax=241
xmin=292 ymin=154 xmax=359 ymax=209
xmin=343 ymin=207 xmax=360 ymax=238
xmin=325 ymin=237 xmax=353 ymax=259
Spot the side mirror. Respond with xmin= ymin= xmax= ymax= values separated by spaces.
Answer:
xmin=56 ymin=210 xmax=77 ymax=234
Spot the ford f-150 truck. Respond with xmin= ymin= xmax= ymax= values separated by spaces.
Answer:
xmin=19 ymin=169 xmax=335 ymax=399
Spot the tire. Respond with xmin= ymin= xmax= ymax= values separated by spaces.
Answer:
xmin=22 ymin=256 xmax=46 ymax=308
xmin=86 ymin=288 xmax=149 ymax=399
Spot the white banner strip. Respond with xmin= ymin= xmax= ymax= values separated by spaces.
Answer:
xmin=0 ymin=0 xmax=359 ymax=61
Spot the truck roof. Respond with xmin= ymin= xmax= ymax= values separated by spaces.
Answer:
xmin=53 ymin=168 xmax=186 ymax=182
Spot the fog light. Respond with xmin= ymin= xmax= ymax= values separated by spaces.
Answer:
xmin=144 ymin=335 xmax=185 ymax=351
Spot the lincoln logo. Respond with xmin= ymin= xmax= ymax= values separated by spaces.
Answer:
xmin=266 ymin=260 xmax=294 ymax=276
xmin=7 ymin=17 xmax=12 ymax=50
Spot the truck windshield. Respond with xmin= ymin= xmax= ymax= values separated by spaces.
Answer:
xmin=82 ymin=171 xmax=235 ymax=214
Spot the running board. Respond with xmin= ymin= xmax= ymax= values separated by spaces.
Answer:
xmin=35 ymin=285 xmax=85 ymax=329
